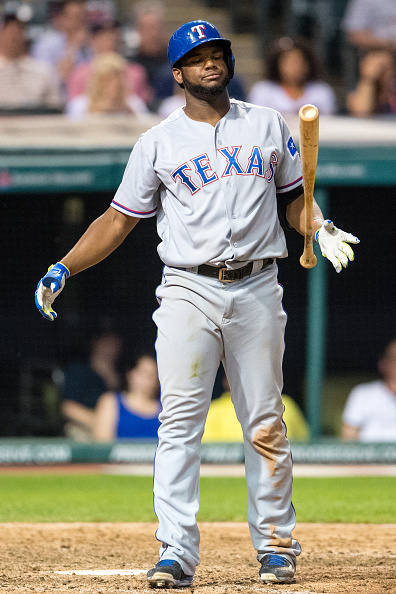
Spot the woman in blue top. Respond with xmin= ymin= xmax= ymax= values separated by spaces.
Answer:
xmin=93 ymin=354 xmax=161 ymax=440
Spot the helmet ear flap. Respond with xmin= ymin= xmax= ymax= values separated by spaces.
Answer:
xmin=225 ymin=48 xmax=235 ymax=79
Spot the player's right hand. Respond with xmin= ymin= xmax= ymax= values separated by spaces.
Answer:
xmin=35 ymin=262 xmax=70 ymax=321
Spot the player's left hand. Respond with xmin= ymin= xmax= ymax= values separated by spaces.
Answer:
xmin=316 ymin=220 xmax=360 ymax=273
xmin=35 ymin=262 xmax=69 ymax=321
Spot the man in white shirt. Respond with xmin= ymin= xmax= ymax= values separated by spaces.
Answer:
xmin=342 ymin=339 xmax=396 ymax=441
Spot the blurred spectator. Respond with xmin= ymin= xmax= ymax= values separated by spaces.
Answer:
xmin=31 ymin=0 xmax=91 ymax=98
xmin=202 ymin=375 xmax=309 ymax=442
xmin=66 ymin=51 xmax=149 ymax=118
xmin=347 ymin=49 xmax=396 ymax=116
xmin=0 ymin=6 xmax=61 ymax=110
xmin=93 ymin=354 xmax=160 ymax=441
xmin=247 ymin=37 xmax=336 ymax=116
xmin=342 ymin=339 xmax=396 ymax=441
xmin=343 ymin=0 xmax=396 ymax=53
xmin=157 ymin=80 xmax=185 ymax=119
xmin=127 ymin=1 xmax=169 ymax=110
xmin=62 ymin=330 xmax=122 ymax=441
xmin=285 ymin=0 xmax=349 ymax=78
xmin=67 ymin=19 xmax=151 ymax=104
xmin=85 ymin=0 xmax=115 ymax=25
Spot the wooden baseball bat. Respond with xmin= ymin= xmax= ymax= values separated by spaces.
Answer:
xmin=299 ymin=104 xmax=319 ymax=269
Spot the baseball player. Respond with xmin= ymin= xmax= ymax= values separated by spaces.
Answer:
xmin=35 ymin=21 xmax=359 ymax=587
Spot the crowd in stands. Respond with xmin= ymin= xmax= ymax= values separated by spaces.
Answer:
xmin=24 ymin=322 xmax=396 ymax=443
xmin=58 ymin=326 xmax=396 ymax=444
xmin=1 ymin=0 xmax=396 ymax=118
xmin=57 ymin=328 xmax=310 ymax=443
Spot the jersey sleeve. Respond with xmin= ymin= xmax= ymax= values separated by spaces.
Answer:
xmin=274 ymin=114 xmax=303 ymax=230
xmin=111 ymin=137 xmax=160 ymax=218
xmin=275 ymin=114 xmax=303 ymax=205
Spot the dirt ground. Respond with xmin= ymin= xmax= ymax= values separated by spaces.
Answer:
xmin=0 ymin=522 xmax=395 ymax=594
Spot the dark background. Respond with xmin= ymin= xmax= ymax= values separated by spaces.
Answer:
xmin=1 ymin=186 xmax=395 ymax=435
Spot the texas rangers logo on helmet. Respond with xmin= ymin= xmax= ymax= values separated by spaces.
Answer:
xmin=191 ymin=24 xmax=206 ymax=39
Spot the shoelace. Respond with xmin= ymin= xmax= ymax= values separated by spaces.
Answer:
xmin=264 ymin=554 xmax=288 ymax=567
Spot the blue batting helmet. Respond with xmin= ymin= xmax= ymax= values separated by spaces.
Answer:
xmin=168 ymin=20 xmax=235 ymax=79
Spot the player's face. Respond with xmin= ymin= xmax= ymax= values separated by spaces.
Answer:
xmin=173 ymin=42 xmax=230 ymax=97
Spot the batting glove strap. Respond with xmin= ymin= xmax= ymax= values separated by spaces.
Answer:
xmin=35 ymin=262 xmax=70 ymax=321
xmin=316 ymin=220 xmax=360 ymax=273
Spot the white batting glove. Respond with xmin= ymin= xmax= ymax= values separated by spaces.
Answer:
xmin=35 ymin=262 xmax=70 ymax=321
xmin=316 ymin=220 xmax=360 ymax=273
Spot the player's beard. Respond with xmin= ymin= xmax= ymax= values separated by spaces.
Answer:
xmin=181 ymin=70 xmax=231 ymax=97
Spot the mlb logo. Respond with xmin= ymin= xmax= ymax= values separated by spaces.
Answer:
xmin=287 ymin=137 xmax=297 ymax=158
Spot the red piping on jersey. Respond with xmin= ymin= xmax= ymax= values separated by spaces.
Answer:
xmin=277 ymin=176 xmax=303 ymax=190
xmin=112 ymin=200 xmax=157 ymax=215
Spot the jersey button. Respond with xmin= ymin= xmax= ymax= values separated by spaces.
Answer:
xmin=227 ymin=182 xmax=232 ymax=188
xmin=233 ymin=242 xmax=238 ymax=247
xmin=218 ymin=140 xmax=223 ymax=146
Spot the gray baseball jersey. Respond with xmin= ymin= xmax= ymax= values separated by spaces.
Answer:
xmin=111 ymin=99 xmax=303 ymax=268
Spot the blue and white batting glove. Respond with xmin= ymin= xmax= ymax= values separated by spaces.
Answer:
xmin=35 ymin=262 xmax=70 ymax=321
xmin=316 ymin=220 xmax=360 ymax=273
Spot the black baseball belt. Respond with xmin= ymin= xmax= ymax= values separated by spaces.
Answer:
xmin=192 ymin=258 xmax=274 ymax=282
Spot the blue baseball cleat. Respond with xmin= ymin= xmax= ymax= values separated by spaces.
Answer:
xmin=259 ymin=553 xmax=296 ymax=584
xmin=147 ymin=560 xmax=194 ymax=588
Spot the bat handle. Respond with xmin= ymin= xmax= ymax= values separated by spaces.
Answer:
xmin=300 ymin=251 xmax=317 ymax=269
xmin=300 ymin=234 xmax=317 ymax=269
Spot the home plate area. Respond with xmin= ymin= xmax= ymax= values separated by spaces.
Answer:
xmin=1 ymin=522 xmax=395 ymax=593
xmin=55 ymin=569 xmax=148 ymax=575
